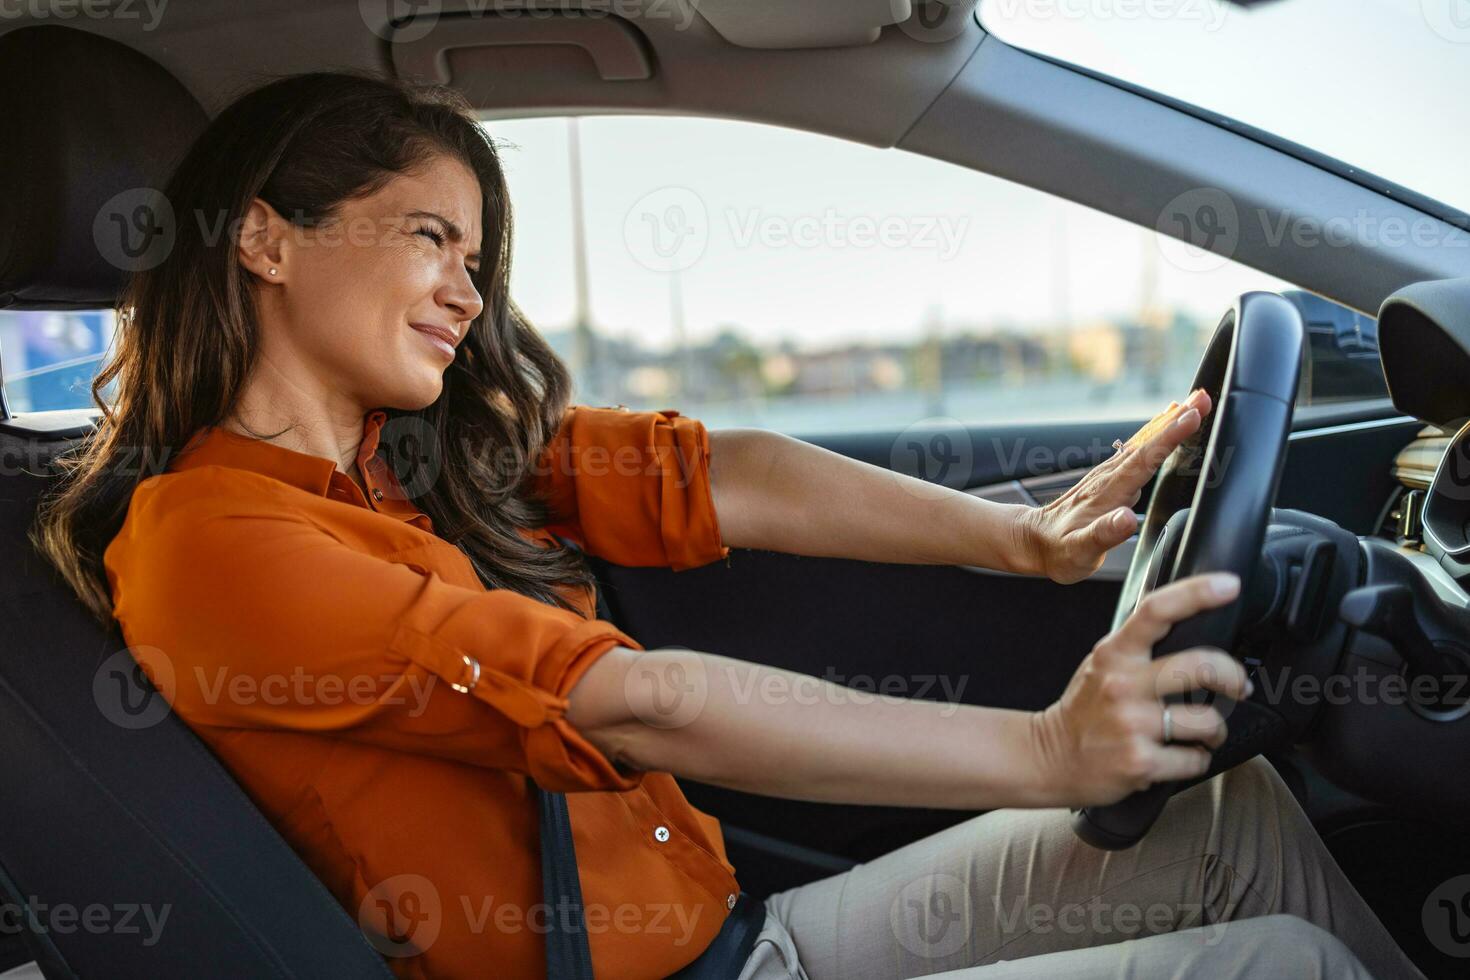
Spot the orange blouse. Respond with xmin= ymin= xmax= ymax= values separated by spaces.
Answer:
xmin=102 ymin=406 xmax=737 ymax=979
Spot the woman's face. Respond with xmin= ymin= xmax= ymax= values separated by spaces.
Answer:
xmin=248 ymin=153 xmax=486 ymax=413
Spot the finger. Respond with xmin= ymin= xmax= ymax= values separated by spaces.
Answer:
xmin=1117 ymin=573 xmax=1242 ymax=649
xmin=1149 ymin=744 xmax=1214 ymax=783
xmin=1124 ymin=405 xmax=1201 ymax=477
xmin=1123 ymin=389 xmax=1210 ymax=453
xmin=1161 ymin=703 xmax=1229 ymax=750
xmin=1150 ymin=648 xmax=1251 ymax=702
xmin=1184 ymin=387 xmax=1213 ymax=420
xmin=1122 ymin=400 xmax=1185 ymax=451
xmin=1103 ymin=405 xmax=1200 ymax=496
xmin=1085 ymin=506 xmax=1137 ymax=553
xmin=1097 ymin=390 xmax=1208 ymax=495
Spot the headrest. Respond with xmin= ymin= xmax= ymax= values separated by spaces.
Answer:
xmin=1378 ymin=276 xmax=1470 ymax=428
xmin=0 ymin=26 xmax=208 ymax=310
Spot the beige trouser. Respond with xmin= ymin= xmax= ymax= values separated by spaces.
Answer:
xmin=736 ymin=757 xmax=1424 ymax=980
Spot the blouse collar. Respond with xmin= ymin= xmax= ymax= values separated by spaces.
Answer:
xmin=168 ymin=410 xmax=432 ymax=529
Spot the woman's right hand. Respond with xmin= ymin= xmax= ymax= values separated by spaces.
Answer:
xmin=1030 ymin=572 xmax=1252 ymax=808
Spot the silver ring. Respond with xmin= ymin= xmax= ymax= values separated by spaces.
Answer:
xmin=1161 ymin=706 xmax=1173 ymax=745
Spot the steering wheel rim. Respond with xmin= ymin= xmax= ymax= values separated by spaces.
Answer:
xmin=1072 ymin=291 xmax=1305 ymax=850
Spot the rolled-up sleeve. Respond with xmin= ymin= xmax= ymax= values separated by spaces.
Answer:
xmin=104 ymin=477 xmax=644 ymax=794
xmin=533 ymin=406 xmax=730 ymax=570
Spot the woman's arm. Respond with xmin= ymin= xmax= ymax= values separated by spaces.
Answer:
xmin=567 ymin=571 xmax=1247 ymax=810
xmin=707 ymin=388 xmax=1211 ymax=583
xmin=707 ymin=424 xmax=1038 ymax=575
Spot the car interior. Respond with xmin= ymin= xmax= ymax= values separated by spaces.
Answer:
xmin=2 ymin=2 xmax=1469 ymax=978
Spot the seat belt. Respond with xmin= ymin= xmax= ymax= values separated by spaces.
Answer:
xmin=536 ymin=537 xmax=605 ymax=979
xmin=537 ymin=784 xmax=596 ymax=980
xmin=539 ymin=536 xmax=767 ymax=979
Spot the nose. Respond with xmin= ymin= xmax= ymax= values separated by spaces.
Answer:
xmin=439 ymin=265 xmax=484 ymax=326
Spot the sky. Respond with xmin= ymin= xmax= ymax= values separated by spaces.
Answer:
xmin=485 ymin=0 xmax=1464 ymax=354
xmin=982 ymin=0 xmax=1470 ymax=213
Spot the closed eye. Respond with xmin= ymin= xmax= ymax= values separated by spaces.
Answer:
xmin=415 ymin=224 xmax=480 ymax=276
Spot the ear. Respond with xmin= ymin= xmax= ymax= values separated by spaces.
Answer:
xmin=236 ymin=197 xmax=290 ymax=283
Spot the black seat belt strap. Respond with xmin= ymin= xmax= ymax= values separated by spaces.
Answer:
xmin=537 ymin=784 xmax=596 ymax=979
xmin=538 ymin=534 xmax=767 ymax=979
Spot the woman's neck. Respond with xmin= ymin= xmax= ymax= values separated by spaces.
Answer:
xmin=221 ymin=388 xmax=371 ymax=487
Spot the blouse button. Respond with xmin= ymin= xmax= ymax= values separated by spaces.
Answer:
xmin=653 ymin=826 xmax=670 ymax=843
xmin=449 ymin=654 xmax=481 ymax=694
xmin=726 ymin=893 xmax=737 ymax=910
xmin=371 ymin=487 xmax=384 ymax=501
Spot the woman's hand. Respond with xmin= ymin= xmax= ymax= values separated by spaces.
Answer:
xmin=1028 ymin=571 xmax=1251 ymax=808
xmin=1020 ymin=388 xmax=1213 ymax=584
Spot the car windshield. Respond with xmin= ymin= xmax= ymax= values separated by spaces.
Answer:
xmin=979 ymin=0 xmax=1470 ymax=216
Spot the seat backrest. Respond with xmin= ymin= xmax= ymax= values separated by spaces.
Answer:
xmin=0 ymin=433 xmax=397 ymax=979
xmin=0 ymin=24 xmax=396 ymax=979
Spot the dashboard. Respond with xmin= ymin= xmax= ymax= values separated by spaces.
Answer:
xmin=1294 ymin=278 xmax=1470 ymax=816
xmin=1378 ymin=421 xmax=1470 ymax=589
xmin=1419 ymin=423 xmax=1470 ymax=576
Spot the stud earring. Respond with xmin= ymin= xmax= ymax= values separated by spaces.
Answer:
xmin=268 ymin=267 xmax=278 ymax=276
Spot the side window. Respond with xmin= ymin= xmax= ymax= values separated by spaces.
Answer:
xmin=1281 ymin=291 xmax=1390 ymax=406
xmin=0 ymin=309 xmax=116 ymax=413
xmin=491 ymin=115 xmax=1385 ymax=431
xmin=0 ymin=119 xmax=1388 ymax=421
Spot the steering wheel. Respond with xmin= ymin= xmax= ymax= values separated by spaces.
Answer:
xmin=1071 ymin=291 xmax=1306 ymax=850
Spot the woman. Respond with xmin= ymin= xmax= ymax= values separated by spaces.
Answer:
xmin=34 ymin=72 xmax=1419 ymax=980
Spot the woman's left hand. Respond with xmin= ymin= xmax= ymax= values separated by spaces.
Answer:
xmin=1021 ymin=388 xmax=1213 ymax=584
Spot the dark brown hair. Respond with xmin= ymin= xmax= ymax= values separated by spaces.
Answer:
xmin=33 ymin=70 xmax=595 ymax=622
